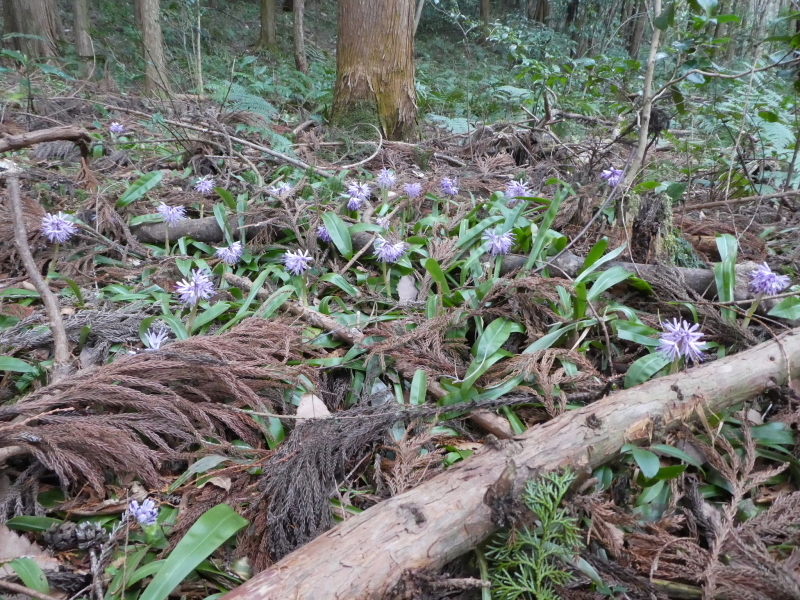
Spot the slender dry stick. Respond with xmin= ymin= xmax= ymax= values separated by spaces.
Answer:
xmin=0 ymin=579 xmax=62 ymax=600
xmin=3 ymin=162 xmax=72 ymax=382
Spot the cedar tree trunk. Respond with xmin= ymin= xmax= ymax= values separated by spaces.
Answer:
xmin=2 ymin=0 xmax=61 ymax=58
xmin=480 ymin=0 xmax=490 ymax=23
xmin=628 ymin=0 xmax=645 ymax=58
xmin=135 ymin=0 xmax=170 ymax=94
xmin=259 ymin=0 xmax=277 ymax=49
xmin=293 ymin=0 xmax=308 ymax=73
xmin=332 ymin=0 xmax=418 ymax=141
xmin=74 ymin=0 xmax=92 ymax=71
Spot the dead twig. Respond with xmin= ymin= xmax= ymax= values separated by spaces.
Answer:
xmin=684 ymin=188 xmax=800 ymax=212
xmin=0 ymin=579 xmax=63 ymax=600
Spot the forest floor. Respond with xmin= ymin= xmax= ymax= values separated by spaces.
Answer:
xmin=1 ymin=70 xmax=800 ymax=600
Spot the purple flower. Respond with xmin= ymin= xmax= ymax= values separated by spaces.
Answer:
xmin=346 ymin=182 xmax=371 ymax=210
xmin=316 ymin=225 xmax=332 ymax=243
xmin=601 ymin=168 xmax=624 ymax=187
xmin=283 ymin=249 xmax=313 ymax=276
xmin=375 ymin=216 xmax=390 ymax=229
xmin=374 ymin=237 xmax=408 ymax=263
xmin=40 ymin=212 xmax=77 ymax=243
xmin=109 ymin=122 xmax=125 ymax=134
xmin=175 ymin=269 xmax=215 ymax=306
xmin=157 ymin=203 xmax=186 ymax=228
xmin=440 ymin=177 xmax=459 ymax=197
xmin=748 ymin=263 xmax=791 ymax=296
xmin=144 ymin=326 xmax=169 ymax=351
xmin=194 ymin=176 xmax=215 ymax=195
xmin=127 ymin=498 xmax=159 ymax=526
xmin=215 ymin=241 xmax=244 ymax=265
xmin=482 ymin=230 xmax=515 ymax=255
xmin=505 ymin=180 xmax=531 ymax=206
xmin=267 ymin=182 xmax=293 ymax=196
xmin=657 ymin=319 xmax=707 ymax=364
xmin=403 ymin=182 xmax=423 ymax=198
xmin=376 ymin=168 xmax=397 ymax=190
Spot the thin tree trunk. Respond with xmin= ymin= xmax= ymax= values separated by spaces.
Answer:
xmin=413 ymin=0 xmax=425 ymax=36
xmin=218 ymin=328 xmax=800 ymax=600
xmin=293 ymin=0 xmax=308 ymax=73
xmin=628 ymin=0 xmax=646 ymax=58
xmin=480 ymin=0 xmax=490 ymax=23
xmin=331 ymin=0 xmax=417 ymax=141
xmin=2 ymin=0 xmax=61 ymax=58
xmin=136 ymin=0 xmax=170 ymax=94
xmin=259 ymin=0 xmax=277 ymax=49
xmin=73 ymin=0 xmax=92 ymax=63
xmin=726 ymin=0 xmax=741 ymax=61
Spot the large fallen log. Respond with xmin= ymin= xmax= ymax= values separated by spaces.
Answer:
xmin=221 ymin=328 xmax=800 ymax=600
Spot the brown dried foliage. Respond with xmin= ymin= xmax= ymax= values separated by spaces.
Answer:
xmin=0 ymin=319 xmax=320 ymax=495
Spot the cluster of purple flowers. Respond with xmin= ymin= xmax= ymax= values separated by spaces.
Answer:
xmin=403 ymin=182 xmax=423 ymax=198
xmin=601 ymin=168 xmax=624 ymax=187
xmin=144 ymin=326 xmax=169 ymax=351
xmin=657 ymin=319 xmax=706 ymax=364
xmin=376 ymin=168 xmax=397 ymax=190
xmin=194 ymin=176 xmax=215 ymax=195
xmin=505 ymin=180 xmax=531 ymax=206
xmin=127 ymin=498 xmax=159 ymax=526
xmin=267 ymin=182 xmax=293 ymax=196
xmin=215 ymin=241 xmax=244 ymax=265
xmin=109 ymin=122 xmax=125 ymax=135
xmin=374 ymin=237 xmax=408 ymax=263
xmin=482 ymin=230 xmax=515 ymax=256
xmin=40 ymin=212 xmax=77 ymax=243
xmin=157 ymin=203 xmax=186 ymax=227
xmin=316 ymin=224 xmax=332 ymax=243
xmin=175 ymin=269 xmax=216 ymax=306
xmin=440 ymin=177 xmax=458 ymax=197
xmin=284 ymin=249 xmax=313 ymax=276
xmin=346 ymin=182 xmax=371 ymax=210
xmin=749 ymin=263 xmax=791 ymax=296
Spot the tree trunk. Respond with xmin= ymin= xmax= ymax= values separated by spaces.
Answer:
xmin=527 ymin=0 xmax=548 ymax=22
xmin=259 ymin=0 xmax=277 ymax=49
xmin=628 ymin=0 xmax=646 ymax=58
xmin=480 ymin=0 xmax=490 ymax=23
xmin=135 ymin=0 xmax=170 ymax=94
xmin=293 ymin=0 xmax=308 ymax=73
xmin=2 ymin=0 xmax=61 ymax=58
xmin=413 ymin=0 xmax=425 ymax=36
xmin=331 ymin=0 xmax=417 ymax=141
xmin=219 ymin=329 xmax=800 ymax=600
xmin=73 ymin=0 xmax=92 ymax=63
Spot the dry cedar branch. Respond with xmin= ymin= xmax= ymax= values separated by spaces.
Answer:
xmin=219 ymin=327 xmax=800 ymax=600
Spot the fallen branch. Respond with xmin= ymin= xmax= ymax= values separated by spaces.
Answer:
xmin=223 ymin=273 xmax=513 ymax=438
xmin=683 ymin=188 xmax=800 ymax=212
xmin=0 ymin=578 xmax=63 ymax=600
xmin=0 ymin=125 xmax=91 ymax=154
xmin=221 ymin=327 xmax=800 ymax=600
xmin=1 ymin=160 xmax=72 ymax=382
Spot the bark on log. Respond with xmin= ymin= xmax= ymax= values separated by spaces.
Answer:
xmin=0 ymin=126 xmax=91 ymax=153
xmin=221 ymin=328 xmax=800 ymax=600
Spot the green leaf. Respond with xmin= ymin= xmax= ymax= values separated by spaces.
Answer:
xmin=139 ymin=504 xmax=247 ymax=600
xmin=9 ymin=558 xmax=49 ymax=594
xmin=629 ymin=448 xmax=661 ymax=478
xmin=650 ymin=443 xmax=704 ymax=468
xmin=715 ymin=233 xmax=738 ymax=262
xmin=768 ymin=296 xmax=800 ymax=319
xmin=614 ymin=320 xmax=660 ymax=347
xmin=5 ymin=516 xmax=62 ymax=532
xmin=255 ymin=285 xmax=295 ymax=319
xmin=218 ymin=270 xmax=271 ymax=333
xmin=524 ymin=188 xmax=565 ymax=269
xmin=424 ymin=258 xmax=451 ymax=296
xmin=624 ymin=352 xmax=670 ymax=388
xmin=321 ymin=213 xmax=352 ymax=258
xmin=473 ymin=317 xmax=519 ymax=362
xmin=409 ymin=370 xmax=427 ymax=405
xmin=582 ymin=238 xmax=608 ymax=271
xmin=116 ymin=172 xmax=163 ymax=208
xmin=654 ymin=2 xmax=676 ymax=29
xmin=190 ymin=302 xmax=231 ymax=332
xmin=169 ymin=456 xmax=231 ymax=493
xmin=586 ymin=266 xmax=632 ymax=302
xmin=215 ymin=188 xmax=237 ymax=211
xmin=319 ymin=273 xmax=359 ymax=296
xmin=0 ymin=357 xmax=38 ymax=373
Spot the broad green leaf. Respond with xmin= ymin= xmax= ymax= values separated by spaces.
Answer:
xmin=456 ymin=215 xmax=504 ymax=249
xmin=139 ymin=504 xmax=247 ymax=600
xmin=650 ymin=444 xmax=704 ymax=468
xmin=424 ymin=258 xmax=451 ymax=296
xmin=624 ymin=352 xmax=670 ymax=388
xmin=169 ymin=455 xmax=231 ymax=493
xmin=473 ymin=317 xmax=520 ymax=362
xmin=319 ymin=273 xmax=359 ymax=296
xmin=255 ymin=285 xmax=295 ymax=319
xmin=218 ymin=271 xmax=271 ymax=333
xmin=623 ymin=447 xmax=661 ymax=479
xmin=216 ymin=188 xmax=237 ymax=211
xmin=523 ymin=325 xmax=567 ymax=354
xmin=582 ymin=238 xmax=608 ymax=271
xmin=5 ymin=516 xmax=62 ymax=532
xmin=190 ymin=302 xmax=231 ymax=332
xmin=574 ymin=244 xmax=627 ymax=286
xmin=321 ymin=213 xmax=352 ymax=258
xmin=655 ymin=2 xmax=676 ymax=29
xmin=768 ymin=296 xmax=800 ymax=319
xmin=127 ymin=560 xmax=166 ymax=587
xmin=524 ymin=187 xmax=565 ymax=269
xmin=586 ymin=266 xmax=632 ymax=302
xmin=715 ymin=233 xmax=738 ymax=263
xmin=461 ymin=349 xmax=510 ymax=390
xmin=0 ymin=357 xmax=38 ymax=373
xmin=116 ymin=172 xmax=163 ymax=208
xmin=9 ymin=558 xmax=49 ymax=594
xmin=614 ymin=320 xmax=660 ymax=347
xmin=410 ymin=370 xmax=427 ymax=405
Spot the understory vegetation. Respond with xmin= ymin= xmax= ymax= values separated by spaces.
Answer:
xmin=1 ymin=0 xmax=800 ymax=599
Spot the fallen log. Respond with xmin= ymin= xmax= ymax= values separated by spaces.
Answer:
xmin=0 ymin=126 xmax=91 ymax=154
xmin=220 ymin=327 xmax=800 ymax=600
